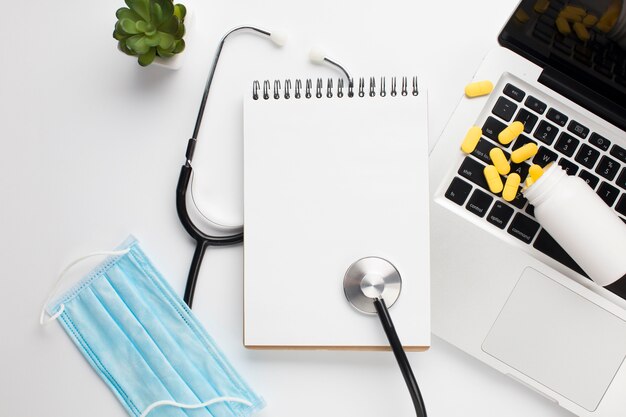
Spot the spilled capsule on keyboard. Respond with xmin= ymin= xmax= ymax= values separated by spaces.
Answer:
xmin=556 ymin=16 xmax=572 ymax=35
xmin=511 ymin=143 xmax=538 ymax=163
xmin=528 ymin=164 xmax=544 ymax=181
xmin=573 ymin=22 xmax=590 ymax=41
xmin=489 ymin=147 xmax=510 ymax=175
xmin=583 ymin=14 xmax=598 ymax=26
xmin=465 ymin=80 xmax=493 ymax=98
xmin=533 ymin=0 xmax=550 ymax=14
xmin=525 ymin=177 xmax=535 ymax=188
xmin=503 ymin=173 xmax=521 ymax=202
xmin=461 ymin=126 xmax=482 ymax=153
xmin=484 ymin=165 xmax=504 ymax=194
xmin=498 ymin=121 xmax=524 ymax=145
xmin=562 ymin=5 xmax=586 ymax=16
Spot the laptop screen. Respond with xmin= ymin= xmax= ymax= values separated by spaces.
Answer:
xmin=499 ymin=0 xmax=625 ymax=129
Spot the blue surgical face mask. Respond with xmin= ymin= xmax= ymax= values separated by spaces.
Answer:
xmin=40 ymin=237 xmax=264 ymax=417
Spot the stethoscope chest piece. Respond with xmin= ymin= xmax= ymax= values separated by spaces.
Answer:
xmin=343 ymin=257 xmax=402 ymax=314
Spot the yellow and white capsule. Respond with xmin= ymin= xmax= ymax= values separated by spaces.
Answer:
xmin=489 ymin=147 xmax=510 ymax=175
xmin=484 ymin=165 xmax=504 ymax=194
xmin=503 ymin=173 xmax=521 ymax=202
xmin=573 ymin=22 xmax=590 ymax=41
xmin=465 ymin=80 xmax=494 ymax=98
xmin=528 ymin=164 xmax=544 ymax=181
xmin=534 ymin=0 xmax=550 ymax=13
xmin=498 ymin=121 xmax=524 ymax=145
xmin=556 ymin=16 xmax=572 ymax=35
xmin=511 ymin=143 xmax=539 ymax=163
xmin=461 ymin=126 xmax=482 ymax=154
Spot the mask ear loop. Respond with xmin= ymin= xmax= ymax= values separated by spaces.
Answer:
xmin=140 ymin=396 xmax=253 ymax=417
xmin=39 ymin=248 xmax=131 ymax=325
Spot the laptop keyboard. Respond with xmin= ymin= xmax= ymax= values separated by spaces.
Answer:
xmin=444 ymin=82 xmax=626 ymax=280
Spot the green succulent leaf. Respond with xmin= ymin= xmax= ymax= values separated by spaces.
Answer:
xmin=127 ymin=34 xmax=150 ymax=54
xmin=116 ymin=7 xmax=141 ymax=21
xmin=156 ymin=45 xmax=174 ymax=57
xmin=113 ymin=22 xmax=130 ymax=40
xmin=174 ymin=4 xmax=186 ymax=20
xmin=125 ymin=0 xmax=151 ymax=21
xmin=120 ymin=18 xmax=139 ymax=34
xmin=138 ymin=47 xmax=157 ymax=66
xmin=135 ymin=20 xmax=148 ymax=32
xmin=153 ymin=0 xmax=174 ymax=25
xmin=158 ymin=33 xmax=175 ymax=50
xmin=145 ymin=33 xmax=161 ymax=47
xmin=172 ymin=38 xmax=185 ymax=54
xmin=118 ymin=40 xmax=135 ymax=55
xmin=159 ymin=16 xmax=179 ymax=34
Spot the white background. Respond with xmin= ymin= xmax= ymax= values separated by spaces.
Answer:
xmin=0 ymin=0 xmax=573 ymax=416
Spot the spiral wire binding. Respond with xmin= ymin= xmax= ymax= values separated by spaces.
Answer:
xmin=252 ymin=76 xmax=419 ymax=100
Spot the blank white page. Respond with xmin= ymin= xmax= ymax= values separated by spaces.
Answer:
xmin=243 ymin=80 xmax=430 ymax=349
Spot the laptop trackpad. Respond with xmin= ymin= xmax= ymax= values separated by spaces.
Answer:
xmin=482 ymin=267 xmax=626 ymax=411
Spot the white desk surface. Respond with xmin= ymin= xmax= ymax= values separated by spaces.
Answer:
xmin=0 ymin=0 xmax=573 ymax=416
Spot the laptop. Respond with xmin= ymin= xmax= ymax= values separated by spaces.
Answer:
xmin=430 ymin=1 xmax=626 ymax=415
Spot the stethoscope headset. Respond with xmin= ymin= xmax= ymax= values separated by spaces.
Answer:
xmin=176 ymin=26 xmax=427 ymax=417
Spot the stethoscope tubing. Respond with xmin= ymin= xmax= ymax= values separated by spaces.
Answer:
xmin=374 ymin=298 xmax=428 ymax=417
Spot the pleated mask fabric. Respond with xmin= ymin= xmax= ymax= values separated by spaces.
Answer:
xmin=43 ymin=237 xmax=264 ymax=417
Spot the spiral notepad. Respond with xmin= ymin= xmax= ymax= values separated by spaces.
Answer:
xmin=243 ymin=76 xmax=430 ymax=350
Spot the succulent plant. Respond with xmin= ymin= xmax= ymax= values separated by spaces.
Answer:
xmin=113 ymin=0 xmax=186 ymax=66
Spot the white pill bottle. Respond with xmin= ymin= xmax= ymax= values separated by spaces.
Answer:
xmin=522 ymin=164 xmax=626 ymax=294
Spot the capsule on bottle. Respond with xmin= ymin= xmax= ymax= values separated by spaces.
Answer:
xmin=465 ymin=80 xmax=494 ymax=98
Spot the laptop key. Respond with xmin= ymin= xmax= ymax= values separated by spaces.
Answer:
xmin=533 ymin=146 xmax=559 ymax=167
xmin=597 ymin=182 xmax=620 ymax=207
xmin=510 ymin=161 xmax=531 ymax=179
xmin=610 ymin=144 xmax=626 ymax=164
xmin=466 ymin=189 xmax=493 ymax=218
xmin=546 ymin=108 xmax=568 ymax=127
xmin=533 ymin=120 xmax=559 ymax=145
xmin=458 ymin=157 xmax=489 ymax=191
xmin=617 ymin=168 xmax=626 ymax=190
xmin=616 ymin=195 xmax=626 ymax=217
xmin=533 ymin=229 xmax=588 ymax=277
xmin=507 ymin=212 xmax=540 ymax=244
xmin=525 ymin=95 xmax=547 ymax=114
xmin=510 ymin=187 xmax=528 ymax=209
xmin=482 ymin=116 xmax=507 ymax=144
xmin=492 ymin=96 xmax=518 ymax=122
xmin=596 ymin=155 xmax=621 ymax=181
xmin=503 ymin=83 xmax=525 ymax=102
xmin=487 ymin=201 xmax=514 ymax=229
xmin=514 ymin=108 xmax=538 ymax=133
xmin=472 ymin=139 xmax=510 ymax=165
xmin=558 ymin=158 xmax=579 ymax=175
xmin=445 ymin=177 xmax=473 ymax=206
xmin=554 ymin=132 xmax=580 ymax=157
xmin=575 ymin=144 xmax=600 ymax=169
xmin=589 ymin=132 xmax=611 ymax=151
xmin=567 ymin=120 xmax=590 ymax=138
xmin=579 ymin=170 xmax=600 ymax=189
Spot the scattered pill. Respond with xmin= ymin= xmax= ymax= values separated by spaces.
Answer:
xmin=489 ymin=148 xmax=511 ymax=175
xmin=484 ymin=165 xmax=504 ymax=194
xmin=562 ymin=5 xmax=586 ymax=16
xmin=498 ymin=121 xmax=524 ymax=145
xmin=465 ymin=80 xmax=494 ymax=98
xmin=573 ymin=22 xmax=590 ymax=41
xmin=597 ymin=11 xmax=618 ymax=32
xmin=511 ymin=143 xmax=539 ymax=163
xmin=525 ymin=177 xmax=535 ymax=188
xmin=556 ymin=16 xmax=572 ymax=35
xmin=515 ymin=8 xmax=530 ymax=23
xmin=559 ymin=10 xmax=583 ymax=22
xmin=583 ymin=14 xmax=598 ymax=26
xmin=461 ymin=126 xmax=482 ymax=153
xmin=534 ymin=0 xmax=550 ymax=13
xmin=528 ymin=164 xmax=544 ymax=181
xmin=503 ymin=173 xmax=521 ymax=202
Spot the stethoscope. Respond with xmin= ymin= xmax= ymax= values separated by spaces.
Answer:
xmin=176 ymin=26 xmax=427 ymax=417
